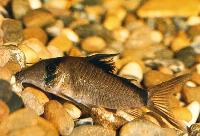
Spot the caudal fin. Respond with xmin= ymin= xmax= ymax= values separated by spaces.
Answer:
xmin=147 ymin=73 xmax=191 ymax=132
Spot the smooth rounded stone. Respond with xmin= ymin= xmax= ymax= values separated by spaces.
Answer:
xmin=0 ymin=67 xmax=12 ymax=81
xmin=113 ymin=27 xmax=130 ymax=43
xmin=48 ymin=34 xmax=73 ymax=53
xmin=158 ymin=66 xmax=173 ymax=75
xmin=171 ymin=107 xmax=192 ymax=122
xmin=75 ymin=118 xmax=93 ymax=127
xmin=19 ymin=43 xmax=40 ymax=64
xmin=12 ymin=0 xmax=31 ymax=19
xmin=119 ymin=62 xmax=143 ymax=81
xmin=0 ymin=45 xmax=26 ymax=74
xmin=23 ymin=27 xmax=48 ymax=44
xmin=150 ymin=30 xmax=163 ymax=43
xmin=0 ymin=79 xmax=13 ymax=103
xmin=186 ymin=101 xmax=200 ymax=127
xmin=43 ymin=0 xmax=68 ymax=10
xmin=182 ymin=86 xmax=200 ymax=103
xmin=47 ymin=45 xmax=64 ymax=58
xmin=85 ymin=5 xmax=105 ymax=22
xmin=69 ymin=47 xmax=82 ymax=57
xmin=120 ymin=119 xmax=177 ymax=136
xmin=0 ymin=100 xmax=9 ymax=122
xmin=21 ymin=38 xmax=51 ymax=59
xmin=63 ymin=102 xmax=81 ymax=119
xmin=21 ymin=87 xmax=49 ymax=115
xmin=61 ymin=28 xmax=80 ymax=43
xmin=81 ymin=36 xmax=106 ymax=52
xmin=46 ymin=20 xmax=64 ymax=36
xmin=73 ymin=24 xmax=113 ymax=43
xmin=171 ymin=31 xmax=190 ymax=52
xmin=44 ymin=100 xmax=74 ymax=136
xmin=103 ymin=15 xmax=121 ymax=30
xmin=187 ymin=16 xmax=200 ymax=26
xmin=69 ymin=125 xmax=116 ymax=136
xmin=0 ymin=108 xmax=38 ymax=135
xmin=1 ymin=19 xmax=23 ymax=45
xmin=143 ymin=70 xmax=172 ymax=87
xmin=175 ymin=47 xmax=195 ymax=67
xmin=28 ymin=0 xmax=42 ymax=9
xmin=23 ymin=8 xmax=55 ymax=28
xmin=191 ymin=72 xmax=200 ymax=85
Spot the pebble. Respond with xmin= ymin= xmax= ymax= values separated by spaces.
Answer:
xmin=120 ymin=119 xmax=177 ymax=136
xmin=138 ymin=0 xmax=200 ymax=17
xmin=69 ymin=47 xmax=82 ymax=57
xmin=21 ymin=38 xmax=51 ymax=59
xmin=182 ymin=86 xmax=200 ymax=103
xmin=21 ymin=87 xmax=49 ymax=115
xmin=113 ymin=27 xmax=130 ymax=43
xmin=63 ymin=102 xmax=81 ymax=119
xmin=23 ymin=8 xmax=55 ymax=28
xmin=75 ymin=118 xmax=93 ymax=127
xmin=28 ymin=0 xmax=42 ymax=9
xmin=171 ymin=107 xmax=192 ymax=122
xmin=81 ymin=36 xmax=106 ymax=52
xmin=1 ymin=19 xmax=23 ymax=45
xmin=175 ymin=46 xmax=196 ymax=68
xmin=44 ymin=100 xmax=74 ymax=136
xmin=191 ymin=72 xmax=200 ymax=85
xmin=186 ymin=101 xmax=200 ymax=127
xmin=46 ymin=20 xmax=64 ymax=36
xmin=47 ymin=45 xmax=64 ymax=58
xmin=187 ymin=16 xmax=200 ymax=26
xmin=143 ymin=70 xmax=172 ymax=87
xmin=119 ymin=62 xmax=143 ymax=81
xmin=69 ymin=125 xmax=116 ymax=136
xmin=103 ymin=15 xmax=121 ymax=30
xmin=12 ymin=0 xmax=31 ymax=19
xmin=0 ymin=100 xmax=9 ymax=122
xmin=19 ymin=43 xmax=40 ymax=64
xmin=0 ymin=67 xmax=12 ymax=81
xmin=171 ymin=31 xmax=190 ymax=52
xmin=61 ymin=28 xmax=80 ymax=43
xmin=23 ymin=27 xmax=48 ymax=45
xmin=48 ymin=34 xmax=73 ymax=53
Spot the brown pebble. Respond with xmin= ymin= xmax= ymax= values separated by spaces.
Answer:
xmin=12 ymin=0 xmax=31 ymax=19
xmin=44 ymin=100 xmax=74 ymax=136
xmin=69 ymin=125 xmax=116 ymax=136
xmin=182 ymin=85 xmax=200 ymax=103
xmin=23 ymin=8 xmax=55 ymax=28
xmin=0 ymin=67 xmax=12 ymax=81
xmin=0 ymin=100 xmax=9 ymax=123
xmin=23 ymin=27 xmax=48 ymax=44
xmin=21 ymin=87 xmax=49 ymax=115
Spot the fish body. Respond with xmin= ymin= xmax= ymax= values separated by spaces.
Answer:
xmin=15 ymin=54 xmax=191 ymax=131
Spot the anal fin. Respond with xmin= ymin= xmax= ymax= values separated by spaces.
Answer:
xmin=147 ymin=74 xmax=191 ymax=132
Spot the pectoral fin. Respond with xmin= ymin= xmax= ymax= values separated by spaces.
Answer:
xmin=147 ymin=73 xmax=191 ymax=132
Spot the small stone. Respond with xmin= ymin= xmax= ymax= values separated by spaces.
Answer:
xmin=12 ymin=0 xmax=31 ymax=19
xmin=150 ymin=30 xmax=163 ymax=43
xmin=143 ymin=70 xmax=172 ymax=87
xmin=175 ymin=46 xmax=196 ymax=68
xmin=48 ymin=34 xmax=73 ymax=53
xmin=0 ymin=67 xmax=12 ymax=81
xmin=187 ymin=16 xmax=200 ymax=26
xmin=171 ymin=107 xmax=192 ymax=122
xmin=182 ymin=86 xmax=200 ymax=103
xmin=0 ymin=100 xmax=9 ymax=122
xmin=19 ymin=43 xmax=40 ymax=64
xmin=23 ymin=27 xmax=48 ymax=44
xmin=61 ymin=28 xmax=80 ymax=43
xmin=21 ymin=87 xmax=49 ymax=115
xmin=21 ymin=38 xmax=51 ymax=59
xmin=23 ymin=8 xmax=55 ymax=28
xmin=81 ymin=36 xmax=106 ymax=52
xmin=44 ymin=100 xmax=74 ymax=136
xmin=119 ymin=62 xmax=143 ymax=81
xmin=0 ymin=79 xmax=13 ymax=103
xmin=69 ymin=125 xmax=116 ymax=136
xmin=6 ymin=91 xmax=23 ymax=112
xmin=171 ymin=31 xmax=190 ymax=52
xmin=43 ymin=0 xmax=68 ymax=10
xmin=28 ymin=0 xmax=42 ymax=9
xmin=1 ymin=19 xmax=23 ymax=45
xmin=103 ymin=15 xmax=121 ymax=30
xmin=47 ymin=45 xmax=64 ymax=58
xmin=46 ymin=20 xmax=64 ymax=36
xmin=69 ymin=47 xmax=82 ymax=57
xmin=158 ymin=66 xmax=173 ymax=75
xmin=75 ymin=118 xmax=93 ymax=127
xmin=113 ymin=27 xmax=130 ymax=43
xmin=138 ymin=0 xmax=200 ymax=17
xmin=120 ymin=119 xmax=176 ymax=136
xmin=186 ymin=101 xmax=200 ymax=127
xmin=191 ymin=72 xmax=200 ymax=85
xmin=63 ymin=102 xmax=81 ymax=119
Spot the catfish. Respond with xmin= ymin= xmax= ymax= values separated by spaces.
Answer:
xmin=15 ymin=54 xmax=191 ymax=131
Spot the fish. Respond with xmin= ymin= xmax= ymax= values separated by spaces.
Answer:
xmin=15 ymin=54 xmax=191 ymax=131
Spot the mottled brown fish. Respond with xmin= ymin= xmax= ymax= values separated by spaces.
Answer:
xmin=15 ymin=54 xmax=190 ymax=131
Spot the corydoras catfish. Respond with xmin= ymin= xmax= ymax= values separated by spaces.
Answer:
xmin=15 ymin=54 xmax=191 ymax=131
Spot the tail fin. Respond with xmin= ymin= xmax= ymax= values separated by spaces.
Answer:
xmin=147 ymin=73 xmax=191 ymax=132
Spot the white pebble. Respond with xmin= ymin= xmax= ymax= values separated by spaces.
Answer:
xmin=61 ymin=28 xmax=79 ymax=43
xmin=187 ymin=16 xmax=200 ymax=26
xmin=119 ymin=62 xmax=143 ymax=81
xmin=150 ymin=30 xmax=163 ymax=43
xmin=28 ymin=0 xmax=42 ymax=9
xmin=186 ymin=101 xmax=200 ymax=127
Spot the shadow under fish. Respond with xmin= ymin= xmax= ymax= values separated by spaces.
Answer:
xmin=15 ymin=54 xmax=191 ymax=132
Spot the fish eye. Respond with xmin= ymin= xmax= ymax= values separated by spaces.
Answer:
xmin=47 ymin=63 xmax=57 ymax=72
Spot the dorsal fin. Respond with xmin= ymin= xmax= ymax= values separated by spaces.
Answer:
xmin=86 ymin=53 xmax=119 ymax=73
